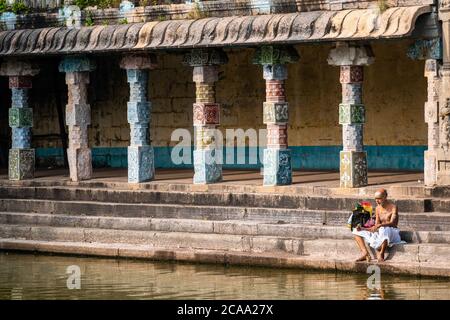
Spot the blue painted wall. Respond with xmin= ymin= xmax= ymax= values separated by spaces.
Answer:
xmin=36 ymin=145 xmax=426 ymax=171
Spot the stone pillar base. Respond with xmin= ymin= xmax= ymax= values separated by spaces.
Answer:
xmin=263 ymin=148 xmax=292 ymax=186
xmin=67 ymin=148 xmax=92 ymax=182
xmin=8 ymin=148 xmax=34 ymax=180
xmin=340 ymin=151 xmax=367 ymax=188
xmin=436 ymin=150 xmax=450 ymax=185
xmin=424 ymin=150 xmax=437 ymax=186
xmin=193 ymin=149 xmax=222 ymax=184
xmin=128 ymin=145 xmax=155 ymax=183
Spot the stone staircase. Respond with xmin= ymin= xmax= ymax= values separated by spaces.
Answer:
xmin=0 ymin=185 xmax=449 ymax=277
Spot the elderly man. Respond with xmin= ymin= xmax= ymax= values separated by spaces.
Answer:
xmin=353 ymin=188 xmax=402 ymax=262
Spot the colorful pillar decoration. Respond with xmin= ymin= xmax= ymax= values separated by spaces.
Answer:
xmin=120 ymin=54 xmax=157 ymax=183
xmin=253 ymin=46 xmax=299 ymax=186
xmin=407 ymin=39 xmax=443 ymax=186
xmin=59 ymin=56 xmax=96 ymax=182
xmin=0 ymin=60 xmax=39 ymax=180
xmin=183 ymin=49 xmax=228 ymax=184
xmin=328 ymin=43 xmax=374 ymax=188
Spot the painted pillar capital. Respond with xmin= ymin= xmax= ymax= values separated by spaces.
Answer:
xmin=183 ymin=49 xmax=228 ymax=67
xmin=252 ymin=45 xmax=299 ymax=66
xmin=120 ymin=54 xmax=157 ymax=70
xmin=59 ymin=56 xmax=96 ymax=73
xmin=327 ymin=43 xmax=374 ymax=67
xmin=0 ymin=59 xmax=40 ymax=77
xmin=407 ymin=39 xmax=442 ymax=61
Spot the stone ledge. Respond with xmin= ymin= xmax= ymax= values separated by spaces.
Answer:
xmin=1 ymin=238 xmax=449 ymax=277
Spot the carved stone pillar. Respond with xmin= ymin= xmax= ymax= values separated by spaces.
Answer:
xmin=328 ymin=43 xmax=374 ymax=188
xmin=120 ymin=54 xmax=157 ymax=183
xmin=408 ymin=39 xmax=442 ymax=186
xmin=0 ymin=60 xmax=39 ymax=180
xmin=183 ymin=49 xmax=227 ymax=184
xmin=59 ymin=56 xmax=96 ymax=182
xmin=437 ymin=2 xmax=450 ymax=185
xmin=253 ymin=46 xmax=299 ymax=186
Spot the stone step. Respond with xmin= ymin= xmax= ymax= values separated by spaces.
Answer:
xmin=1 ymin=239 xmax=449 ymax=277
xmin=0 ymin=185 xmax=438 ymax=213
xmin=1 ymin=223 xmax=450 ymax=265
xmin=1 ymin=198 xmax=449 ymax=231
xmin=2 ymin=212 xmax=450 ymax=244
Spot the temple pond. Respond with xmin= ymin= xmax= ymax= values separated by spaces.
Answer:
xmin=0 ymin=252 xmax=449 ymax=300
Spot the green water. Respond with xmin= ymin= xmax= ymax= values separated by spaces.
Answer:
xmin=0 ymin=252 xmax=449 ymax=300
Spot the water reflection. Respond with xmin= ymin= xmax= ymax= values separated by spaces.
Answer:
xmin=0 ymin=252 xmax=449 ymax=300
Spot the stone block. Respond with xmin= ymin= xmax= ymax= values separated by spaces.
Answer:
xmin=126 ymin=69 xmax=148 ymax=83
xmin=265 ymin=80 xmax=285 ymax=102
xmin=267 ymin=124 xmax=288 ymax=148
xmin=340 ymin=151 xmax=367 ymax=188
xmin=193 ymin=149 xmax=222 ymax=184
xmin=127 ymin=101 xmax=150 ymax=124
xmin=342 ymin=124 xmax=363 ymax=152
xmin=130 ymin=124 xmax=149 ymax=146
xmin=11 ymin=89 xmax=28 ymax=108
xmin=342 ymin=83 xmax=362 ymax=104
xmin=340 ymin=65 xmax=363 ymax=83
xmin=263 ymin=64 xmax=288 ymax=80
xmin=67 ymin=147 xmax=92 ymax=181
xmin=339 ymin=103 xmax=365 ymax=124
xmin=11 ymin=128 xmax=31 ymax=149
xmin=128 ymin=145 xmax=154 ymax=183
xmin=129 ymin=83 xmax=147 ymax=101
xmin=195 ymin=83 xmax=215 ymax=102
xmin=193 ymin=66 xmax=219 ymax=83
xmin=424 ymin=150 xmax=437 ymax=186
xmin=9 ymin=76 xmax=32 ymax=89
xmin=66 ymin=104 xmax=91 ymax=126
xmin=9 ymin=107 xmax=33 ymax=127
xmin=193 ymin=103 xmax=220 ymax=125
xmin=68 ymin=126 xmax=89 ymax=149
xmin=65 ymin=72 xmax=90 ymax=85
xmin=8 ymin=148 xmax=34 ymax=180
xmin=263 ymin=148 xmax=292 ymax=186
xmin=195 ymin=126 xmax=219 ymax=149
xmin=263 ymin=102 xmax=288 ymax=124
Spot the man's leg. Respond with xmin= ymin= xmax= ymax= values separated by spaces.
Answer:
xmin=377 ymin=239 xmax=388 ymax=262
xmin=354 ymin=235 xmax=370 ymax=261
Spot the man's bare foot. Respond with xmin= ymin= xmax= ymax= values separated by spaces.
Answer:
xmin=356 ymin=253 xmax=371 ymax=262
xmin=376 ymin=251 xmax=385 ymax=262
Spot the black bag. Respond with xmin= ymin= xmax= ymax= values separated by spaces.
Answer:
xmin=350 ymin=205 xmax=372 ymax=229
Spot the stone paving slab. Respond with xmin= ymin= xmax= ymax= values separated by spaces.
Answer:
xmin=0 ymin=168 xmax=434 ymax=198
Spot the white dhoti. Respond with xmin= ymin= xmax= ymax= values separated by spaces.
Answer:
xmin=352 ymin=227 xmax=402 ymax=250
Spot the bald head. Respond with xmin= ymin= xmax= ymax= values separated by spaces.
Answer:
xmin=375 ymin=188 xmax=387 ymax=199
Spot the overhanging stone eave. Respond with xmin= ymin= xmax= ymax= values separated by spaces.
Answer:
xmin=0 ymin=5 xmax=435 ymax=58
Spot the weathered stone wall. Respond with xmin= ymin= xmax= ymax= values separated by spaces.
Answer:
xmin=0 ymin=39 xmax=427 ymax=168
